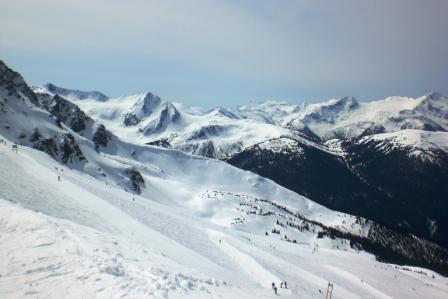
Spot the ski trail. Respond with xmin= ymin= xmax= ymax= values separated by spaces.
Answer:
xmin=208 ymin=230 xmax=362 ymax=298
xmin=232 ymin=238 xmax=361 ymax=299
xmin=325 ymin=265 xmax=393 ymax=299
xmin=208 ymin=230 xmax=281 ymax=289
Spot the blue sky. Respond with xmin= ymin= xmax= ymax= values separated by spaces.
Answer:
xmin=1 ymin=0 xmax=447 ymax=108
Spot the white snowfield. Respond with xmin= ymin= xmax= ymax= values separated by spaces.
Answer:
xmin=1 ymin=140 xmax=448 ymax=298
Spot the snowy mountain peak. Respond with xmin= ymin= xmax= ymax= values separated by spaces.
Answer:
xmin=299 ymin=96 xmax=360 ymax=128
xmin=315 ymin=96 xmax=360 ymax=114
xmin=339 ymin=96 xmax=358 ymax=109
xmin=139 ymin=92 xmax=162 ymax=114
xmin=42 ymin=83 xmax=109 ymax=101
xmin=208 ymin=107 xmax=240 ymax=119
xmin=424 ymin=91 xmax=445 ymax=101
xmin=124 ymin=92 xmax=163 ymax=125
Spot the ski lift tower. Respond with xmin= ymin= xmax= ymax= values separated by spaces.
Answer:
xmin=326 ymin=282 xmax=333 ymax=299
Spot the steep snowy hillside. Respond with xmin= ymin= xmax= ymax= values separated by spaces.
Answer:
xmin=2 ymin=142 xmax=448 ymax=299
xmin=2 ymin=60 xmax=448 ymax=297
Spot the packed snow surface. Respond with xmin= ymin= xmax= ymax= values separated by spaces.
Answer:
xmin=1 ymin=140 xmax=447 ymax=298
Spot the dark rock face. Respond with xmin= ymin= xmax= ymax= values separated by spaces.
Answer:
xmin=177 ymin=140 xmax=220 ymax=158
xmin=141 ymin=92 xmax=161 ymax=114
xmin=214 ymin=107 xmax=239 ymax=119
xmin=38 ymin=93 xmax=92 ymax=134
xmin=187 ymin=125 xmax=228 ymax=141
xmin=60 ymin=134 xmax=86 ymax=164
xmin=156 ymin=103 xmax=180 ymax=131
xmin=29 ymin=130 xmax=86 ymax=165
xmin=123 ymin=93 xmax=163 ymax=127
xmin=285 ymin=123 xmax=321 ymax=143
xmin=124 ymin=167 xmax=145 ymax=194
xmin=93 ymin=124 xmax=112 ymax=151
xmin=360 ymin=124 xmax=386 ymax=137
xmin=30 ymin=128 xmax=43 ymax=142
xmin=0 ymin=60 xmax=40 ymax=106
xmin=146 ymin=139 xmax=172 ymax=148
xmin=140 ymin=103 xmax=181 ymax=135
xmin=123 ymin=113 xmax=141 ymax=126
xmin=33 ymin=138 xmax=59 ymax=159
xmin=227 ymin=136 xmax=448 ymax=248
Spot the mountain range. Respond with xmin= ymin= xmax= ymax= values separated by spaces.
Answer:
xmin=1 ymin=60 xmax=448 ymax=298
xmin=35 ymin=79 xmax=448 ymax=249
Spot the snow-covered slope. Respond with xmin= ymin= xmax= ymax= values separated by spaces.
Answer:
xmin=2 ymin=144 xmax=448 ymax=299
xmin=3 ymin=61 xmax=448 ymax=297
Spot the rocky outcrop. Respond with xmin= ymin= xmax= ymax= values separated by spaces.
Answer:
xmin=123 ymin=167 xmax=145 ymax=194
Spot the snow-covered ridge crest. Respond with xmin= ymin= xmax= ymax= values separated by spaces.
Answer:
xmin=39 ymin=83 xmax=109 ymax=101
xmin=284 ymin=92 xmax=448 ymax=140
xmin=358 ymin=129 xmax=448 ymax=160
xmin=254 ymin=137 xmax=305 ymax=155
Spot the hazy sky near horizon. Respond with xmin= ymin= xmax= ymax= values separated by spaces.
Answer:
xmin=1 ymin=0 xmax=447 ymax=107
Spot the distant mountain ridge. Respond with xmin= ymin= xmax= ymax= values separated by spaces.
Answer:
xmin=42 ymin=83 xmax=109 ymax=101
xmin=37 ymin=83 xmax=448 ymax=157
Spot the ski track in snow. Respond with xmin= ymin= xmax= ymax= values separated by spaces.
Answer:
xmin=208 ymin=230 xmax=281 ymax=290
xmin=325 ymin=265 xmax=392 ymax=299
